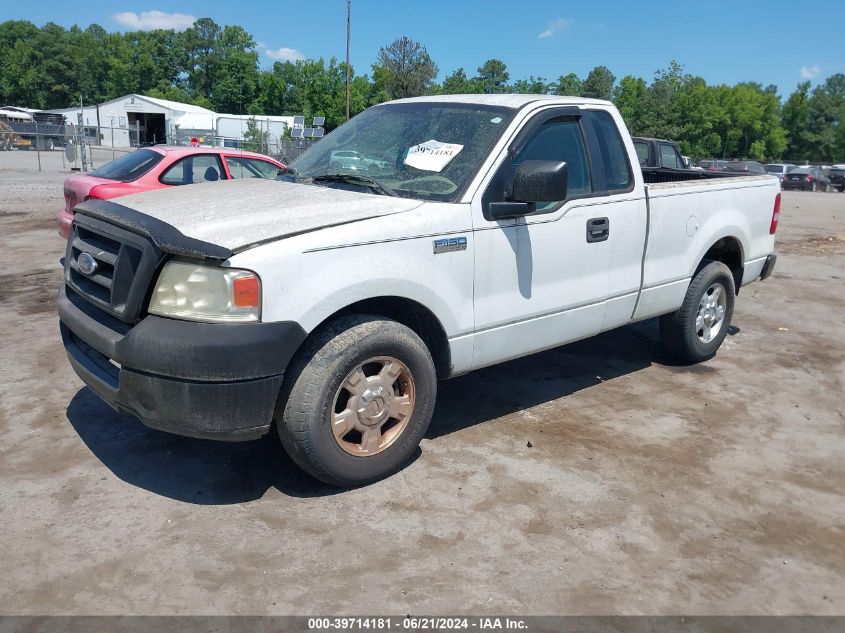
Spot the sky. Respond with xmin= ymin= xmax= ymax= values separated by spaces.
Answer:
xmin=7 ymin=0 xmax=845 ymax=97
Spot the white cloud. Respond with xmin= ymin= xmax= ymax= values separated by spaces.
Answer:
xmin=264 ymin=47 xmax=306 ymax=62
xmin=112 ymin=10 xmax=196 ymax=31
xmin=538 ymin=18 xmax=572 ymax=39
xmin=800 ymin=65 xmax=821 ymax=80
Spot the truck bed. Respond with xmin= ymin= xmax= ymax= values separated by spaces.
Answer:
xmin=641 ymin=166 xmax=745 ymax=184
xmin=634 ymin=174 xmax=779 ymax=320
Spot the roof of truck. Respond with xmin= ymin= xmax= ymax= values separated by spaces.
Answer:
xmin=383 ymin=94 xmax=613 ymax=108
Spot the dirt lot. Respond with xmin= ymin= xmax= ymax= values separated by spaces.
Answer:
xmin=0 ymin=158 xmax=843 ymax=616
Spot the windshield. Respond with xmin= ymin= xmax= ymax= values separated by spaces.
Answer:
xmin=290 ymin=102 xmax=515 ymax=202
xmin=90 ymin=149 xmax=163 ymax=181
xmin=765 ymin=164 xmax=783 ymax=173
xmin=790 ymin=167 xmax=811 ymax=174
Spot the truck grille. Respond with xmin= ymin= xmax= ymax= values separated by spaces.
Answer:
xmin=64 ymin=213 xmax=164 ymax=323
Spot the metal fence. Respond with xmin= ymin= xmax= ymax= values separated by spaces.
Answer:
xmin=0 ymin=121 xmax=321 ymax=173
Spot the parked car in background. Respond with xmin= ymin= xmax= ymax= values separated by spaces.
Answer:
xmin=781 ymin=166 xmax=831 ymax=191
xmin=725 ymin=161 xmax=767 ymax=175
xmin=699 ymin=159 xmax=729 ymax=172
xmin=828 ymin=165 xmax=845 ymax=192
xmin=765 ymin=163 xmax=797 ymax=185
xmin=682 ymin=156 xmax=703 ymax=170
xmin=631 ymin=137 xmax=688 ymax=169
xmin=58 ymin=146 xmax=286 ymax=238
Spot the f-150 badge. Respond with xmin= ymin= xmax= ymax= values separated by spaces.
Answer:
xmin=433 ymin=236 xmax=467 ymax=254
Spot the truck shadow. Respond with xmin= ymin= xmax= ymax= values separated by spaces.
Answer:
xmin=65 ymin=391 xmax=346 ymax=504
xmin=65 ymin=317 xmax=721 ymax=504
xmin=429 ymin=318 xmax=663 ymax=438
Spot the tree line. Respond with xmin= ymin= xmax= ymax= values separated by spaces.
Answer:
xmin=1 ymin=19 xmax=843 ymax=162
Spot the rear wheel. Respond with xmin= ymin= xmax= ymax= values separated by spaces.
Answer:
xmin=660 ymin=261 xmax=736 ymax=363
xmin=276 ymin=315 xmax=437 ymax=486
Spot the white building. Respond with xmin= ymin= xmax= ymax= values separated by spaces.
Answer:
xmin=46 ymin=94 xmax=298 ymax=149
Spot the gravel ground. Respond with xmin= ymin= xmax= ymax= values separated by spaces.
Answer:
xmin=0 ymin=159 xmax=843 ymax=615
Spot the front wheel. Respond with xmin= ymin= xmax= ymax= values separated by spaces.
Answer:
xmin=277 ymin=315 xmax=437 ymax=486
xmin=660 ymin=261 xmax=736 ymax=363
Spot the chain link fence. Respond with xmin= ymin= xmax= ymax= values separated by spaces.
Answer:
xmin=0 ymin=119 xmax=321 ymax=172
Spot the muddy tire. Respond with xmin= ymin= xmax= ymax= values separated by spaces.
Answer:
xmin=276 ymin=315 xmax=437 ymax=487
xmin=660 ymin=261 xmax=736 ymax=363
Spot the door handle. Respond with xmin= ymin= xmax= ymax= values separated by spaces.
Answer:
xmin=586 ymin=217 xmax=609 ymax=243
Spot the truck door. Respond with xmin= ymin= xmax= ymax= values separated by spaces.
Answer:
xmin=586 ymin=109 xmax=648 ymax=331
xmin=470 ymin=107 xmax=609 ymax=369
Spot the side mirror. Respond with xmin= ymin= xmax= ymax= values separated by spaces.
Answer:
xmin=488 ymin=160 xmax=568 ymax=220
xmin=513 ymin=160 xmax=568 ymax=202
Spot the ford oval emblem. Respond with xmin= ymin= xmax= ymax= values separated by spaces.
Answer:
xmin=77 ymin=252 xmax=98 ymax=276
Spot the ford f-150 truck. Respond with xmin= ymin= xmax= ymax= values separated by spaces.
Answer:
xmin=58 ymin=95 xmax=780 ymax=486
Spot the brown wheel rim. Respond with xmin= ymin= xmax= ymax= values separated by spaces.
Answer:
xmin=330 ymin=356 xmax=416 ymax=457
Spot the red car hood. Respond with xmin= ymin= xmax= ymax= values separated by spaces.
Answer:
xmin=63 ymin=174 xmax=117 ymax=212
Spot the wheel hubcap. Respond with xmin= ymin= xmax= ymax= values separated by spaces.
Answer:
xmin=696 ymin=282 xmax=727 ymax=344
xmin=331 ymin=356 xmax=415 ymax=456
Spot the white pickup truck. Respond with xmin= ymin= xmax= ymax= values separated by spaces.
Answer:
xmin=59 ymin=95 xmax=780 ymax=486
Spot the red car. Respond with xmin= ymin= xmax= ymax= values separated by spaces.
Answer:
xmin=58 ymin=146 xmax=286 ymax=238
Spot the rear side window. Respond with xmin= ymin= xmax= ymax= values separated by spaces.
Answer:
xmin=591 ymin=111 xmax=633 ymax=191
xmin=160 ymin=154 xmax=224 ymax=185
xmin=90 ymin=149 xmax=163 ymax=182
xmin=513 ymin=117 xmax=592 ymax=201
xmin=633 ymin=141 xmax=649 ymax=166
xmin=226 ymin=156 xmax=281 ymax=179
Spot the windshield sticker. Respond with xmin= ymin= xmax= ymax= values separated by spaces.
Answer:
xmin=490 ymin=116 xmax=503 ymax=124
xmin=404 ymin=140 xmax=464 ymax=172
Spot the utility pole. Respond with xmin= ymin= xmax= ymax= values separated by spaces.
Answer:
xmin=345 ymin=0 xmax=351 ymax=121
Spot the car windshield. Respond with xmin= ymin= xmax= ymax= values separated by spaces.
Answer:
xmin=90 ymin=149 xmax=164 ymax=182
xmin=790 ymin=167 xmax=811 ymax=174
xmin=290 ymin=102 xmax=515 ymax=202
xmin=765 ymin=165 xmax=783 ymax=173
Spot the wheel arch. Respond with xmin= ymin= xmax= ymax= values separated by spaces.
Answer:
xmin=698 ymin=235 xmax=744 ymax=294
xmin=311 ymin=296 xmax=452 ymax=379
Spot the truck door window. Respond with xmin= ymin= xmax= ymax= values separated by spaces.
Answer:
xmin=591 ymin=111 xmax=633 ymax=191
xmin=659 ymin=144 xmax=683 ymax=169
xmin=513 ymin=117 xmax=592 ymax=206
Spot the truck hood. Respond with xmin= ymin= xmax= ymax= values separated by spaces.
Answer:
xmin=99 ymin=178 xmax=424 ymax=252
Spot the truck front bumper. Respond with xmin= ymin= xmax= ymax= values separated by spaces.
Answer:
xmin=59 ymin=285 xmax=307 ymax=441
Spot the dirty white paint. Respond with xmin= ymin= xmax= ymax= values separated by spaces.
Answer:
xmin=113 ymin=178 xmax=424 ymax=250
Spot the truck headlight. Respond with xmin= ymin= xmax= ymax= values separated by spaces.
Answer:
xmin=148 ymin=260 xmax=261 ymax=323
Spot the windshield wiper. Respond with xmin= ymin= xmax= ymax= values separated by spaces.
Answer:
xmin=311 ymin=173 xmax=396 ymax=197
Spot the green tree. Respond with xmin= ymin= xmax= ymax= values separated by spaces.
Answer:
xmin=582 ymin=65 xmax=615 ymax=100
xmin=511 ymin=76 xmax=548 ymax=94
xmin=551 ymin=73 xmax=582 ymax=96
xmin=211 ymin=25 xmax=260 ymax=112
xmin=476 ymin=59 xmax=509 ymax=94
xmin=441 ymin=68 xmax=481 ymax=94
xmin=376 ymin=36 xmax=438 ymax=99
xmin=182 ymin=18 xmax=222 ymax=99
xmin=804 ymin=74 xmax=845 ymax=161
xmin=612 ymin=76 xmax=648 ymax=134
xmin=242 ymin=116 xmax=269 ymax=152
